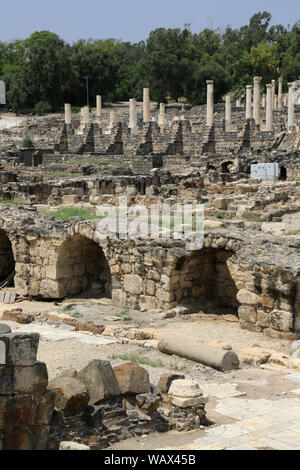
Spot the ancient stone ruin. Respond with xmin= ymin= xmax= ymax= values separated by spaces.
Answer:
xmin=1 ymin=79 xmax=300 ymax=450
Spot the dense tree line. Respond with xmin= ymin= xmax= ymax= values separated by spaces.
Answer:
xmin=0 ymin=11 xmax=299 ymax=113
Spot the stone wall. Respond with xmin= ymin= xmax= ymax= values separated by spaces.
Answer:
xmin=0 ymin=330 xmax=54 ymax=450
xmin=0 ymin=207 xmax=299 ymax=338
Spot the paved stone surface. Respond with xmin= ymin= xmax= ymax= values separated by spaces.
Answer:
xmin=201 ymin=383 xmax=246 ymax=399
xmin=16 ymin=323 xmax=118 ymax=345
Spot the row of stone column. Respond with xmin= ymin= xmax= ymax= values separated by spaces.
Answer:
xmin=208 ymin=78 xmax=297 ymax=132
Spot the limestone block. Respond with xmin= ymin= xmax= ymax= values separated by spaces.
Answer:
xmin=0 ymin=324 xmax=11 ymax=334
xmin=60 ymin=441 xmax=90 ymax=450
xmin=157 ymin=373 xmax=185 ymax=394
xmin=139 ymin=295 xmax=157 ymax=311
xmin=213 ymin=198 xmax=228 ymax=210
xmin=13 ymin=362 xmax=48 ymax=394
xmin=123 ymin=274 xmax=143 ymax=295
xmin=237 ymin=289 xmax=261 ymax=306
xmin=78 ymin=360 xmax=120 ymax=405
xmin=0 ymin=365 xmax=13 ymax=394
xmin=48 ymin=376 xmax=90 ymax=417
xmin=270 ymin=310 xmax=293 ymax=332
xmin=238 ymin=306 xmax=257 ymax=324
xmin=30 ymin=391 xmax=55 ymax=425
xmin=0 ymin=333 xmax=39 ymax=366
xmin=113 ymin=362 xmax=151 ymax=395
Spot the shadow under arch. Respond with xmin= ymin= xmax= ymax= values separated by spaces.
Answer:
xmin=171 ymin=247 xmax=239 ymax=315
xmin=55 ymin=234 xmax=112 ymax=298
xmin=0 ymin=229 xmax=15 ymax=286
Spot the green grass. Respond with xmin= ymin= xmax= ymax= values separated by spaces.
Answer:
xmin=216 ymin=212 xmax=224 ymax=220
xmin=0 ymin=197 xmax=17 ymax=205
xmin=42 ymin=207 xmax=106 ymax=220
xmin=62 ymin=305 xmax=75 ymax=313
xmin=170 ymin=361 xmax=182 ymax=371
xmin=116 ymin=307 xmax=132 ymax=323
xmin=110 ymin=353 xmax=164 ymax=368
xmin=70 ymin=311 xmax=83 ymax=319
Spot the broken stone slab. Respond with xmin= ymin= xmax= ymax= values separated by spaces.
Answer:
xmin=48 ymin=376 xmax=90 ymax=417
xmin=157 ymin=373 xmax=185 ymax=394
xmin=2 ymin=310 xmax=34 ymax=324
xmin=113 ymin=362 xmax=151 ymax=395
xmin=239 ymin=347 xmax=290 ymax=367
xmin=0 ymin=332 xmax=39 ymax=366
xmin=59 ymin=441 xmax=90 ymax=450
xmin=136 ymin=393 xmax=161 ymax=414
xmin=77 ymin=360 xmax=120 ymax=405
xmin=0 ymin=323 xmax=11 ymax=334
xmin=158 ymin=333 xmax=239 ymax=372
xmin=13 ymin=362 xmax=48 ymax=394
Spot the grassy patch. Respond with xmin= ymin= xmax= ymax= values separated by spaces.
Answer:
xmin=110 ymin=353 xmax=164 ymax=368
xmin=0 ymin=197 xmax=17 ymax=205
xmin=62 ymin=305 xmax=75 ymax=313
xmin=70 ymin=311 xmax=83 ymax=319
xmin=216 ymin=212 xmax=224 ymax=220
xmin=170 ymin=361 xmax=182 ymax=371
xmin=116 ymin=307 xmax=132 ymax=323
xmin=42 ymin=207 xmax=106 ymax=220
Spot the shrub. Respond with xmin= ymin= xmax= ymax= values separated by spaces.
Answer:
xmin=34 ymin=101 xmax=52 ymax=115
xmin=22 ymin=135 xmax=34 ymax=148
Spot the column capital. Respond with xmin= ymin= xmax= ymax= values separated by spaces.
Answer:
xmin=206 ymin=80 xmax=214 ymax=85
xmin=246 ymin=85 xmax=253 ymax=89
xmin=254 ymin=76 xmax=261 ymax=82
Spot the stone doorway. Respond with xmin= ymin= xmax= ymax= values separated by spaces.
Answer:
xmin=171 ymin=248 xmax=239 ymax=314
xmin=0 ymin=229 xmax=15 ymax=286
xmin=55 ymin=235 xmax=111 ymax=298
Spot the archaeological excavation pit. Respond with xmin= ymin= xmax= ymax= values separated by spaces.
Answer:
xmin=0 ymin=229 xmax=15 ymax=287
xmin=171 ymin=248 xmax=239 ymax=315
xmin=55 ymin=235 xmax=112 ymax=299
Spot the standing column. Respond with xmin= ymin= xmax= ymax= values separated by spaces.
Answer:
xmin=82 ymin=106 xmax=90 ymax=126
xmin=96 ymin=95 xmax=102 ymax=127
xmin=206 ymin=80 xmax=214 ymax=126
xmin=64 ymin=103 xmax=72 ymax=125
xmin=253 ymin=77 xmax=261 ymax=126
xmin=266 ymin=84 xmax=273 ymax=131
xmin=246 ymin=85 xmax=253 ymax=120
xmin=129 ymin=99 xmax=137 ymax=130
xmin=288 ymin=82 xmax=295 ymax=130
xmin=158 ymin=103 xmax=166 ymax=126
xmin=225 ymin=94 xmax=232 ymax=132
xmin=272 ymin=80 xmax=276 ymax=109
xmin=278 ymin=78 xmax=283 ymax=108
xmin=143 ymin=88 xmax=151 ymax=122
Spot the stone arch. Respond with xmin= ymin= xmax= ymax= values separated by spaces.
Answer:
xmin=221 ymin=161 xmax=234 ymax=174
xmin=170 ymin=246 xmax=239 ymax=314
xmin=279 ymin=165 xmax=287 ymax=181
xmin=0 ymin=229 xmax=15 ymax=286
xmin=55 ymin=234 xmax=112 ymax=298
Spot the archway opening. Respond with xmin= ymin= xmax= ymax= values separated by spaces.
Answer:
xmin=56 ymin=235 xmax=111 ymax=298
xmin=279 ymin=165 xmax=287 ymax=181
xmin=171 ymin=247 xmax=239 ymax=315
xmin=221 ymin=161 xmax=234 ymax=174
xmin=0 ymin=230 xmax=15 ymax=287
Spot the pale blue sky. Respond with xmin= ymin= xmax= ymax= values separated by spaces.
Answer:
xmin=1 ymin=0 xmax=299 ymax=43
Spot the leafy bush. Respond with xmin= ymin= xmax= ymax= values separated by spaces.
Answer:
xmin=34 ymin=101 xmax=52 ymax=115
xmin=22 ymin=135 xmax=34 ymax=148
